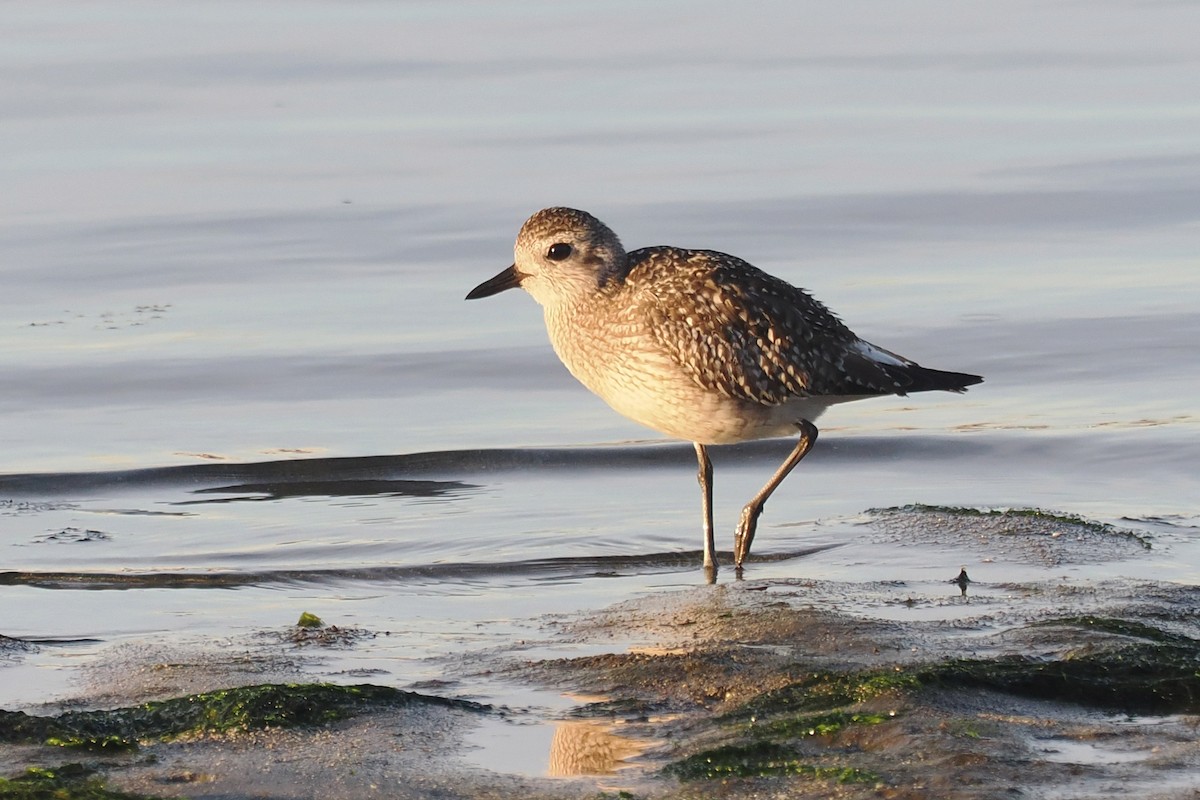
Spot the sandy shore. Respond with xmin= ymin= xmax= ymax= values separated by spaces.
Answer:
xmin=3 ymin=508 xmax=1199 ymax=799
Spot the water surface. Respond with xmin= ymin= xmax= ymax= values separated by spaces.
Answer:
xmin=2 ymin=1 xmax=1198 ymax=759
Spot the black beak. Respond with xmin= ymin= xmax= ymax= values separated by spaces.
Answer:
xmin=465 ymin=264 xmax=524 ymax=300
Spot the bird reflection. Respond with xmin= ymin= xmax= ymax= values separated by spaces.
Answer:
xmin=547 ymin=720 xmax=647 ymax=777
xmin=176 ymin=479 xmax=478 ymax=505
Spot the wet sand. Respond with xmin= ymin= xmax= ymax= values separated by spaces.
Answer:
xmin=4 ymin=509 xmax=1198 ymax=800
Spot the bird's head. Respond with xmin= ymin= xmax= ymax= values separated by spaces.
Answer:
xmin=466 ymin=207 xmax=627 ymax=308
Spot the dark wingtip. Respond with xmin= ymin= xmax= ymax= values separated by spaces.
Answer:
xmin=907 ymin=368 xmax=984 ymax=394
xmin=944 ymin=372 xmax=984 ymax=393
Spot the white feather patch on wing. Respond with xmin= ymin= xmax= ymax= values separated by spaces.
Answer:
xmin=852 ymin=339 xmax=914 ymax=368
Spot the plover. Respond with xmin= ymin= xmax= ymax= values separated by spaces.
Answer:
xmin=467 ymin=207 xmax=982 ymax=577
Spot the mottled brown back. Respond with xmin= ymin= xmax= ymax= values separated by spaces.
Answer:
xmin=627 ymin=246 xmax=979 ymax=404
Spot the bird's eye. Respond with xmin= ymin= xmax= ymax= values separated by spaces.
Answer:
xmin=546 ymin=243 xmax=573 ymax=261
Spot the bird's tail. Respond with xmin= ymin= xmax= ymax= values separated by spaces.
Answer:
xmin=904 ymin=366 xmax=984 ymax=394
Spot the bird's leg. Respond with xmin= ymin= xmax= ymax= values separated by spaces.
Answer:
xmin=734 ymin=420 xmax=819 ymax=572
xmin=694 ymin=442 xmax=717 ymax=583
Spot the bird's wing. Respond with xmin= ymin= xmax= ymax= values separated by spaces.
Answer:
xmin=632 ymin=248 xmax=911 ymax=404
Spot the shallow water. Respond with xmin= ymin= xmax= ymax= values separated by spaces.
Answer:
xmin=2 ymin=0 xmax=1199 ymax=780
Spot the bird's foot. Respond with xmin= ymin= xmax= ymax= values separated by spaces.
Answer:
xmin=733 ymin=506 xmax=760 ymax=568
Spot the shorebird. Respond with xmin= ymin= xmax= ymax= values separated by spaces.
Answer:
xmin=467 ymin=207 xmax=982 ymax=577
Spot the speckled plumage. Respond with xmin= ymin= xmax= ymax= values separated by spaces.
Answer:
xmin=467 ymin=207 xmax=982 ymax=576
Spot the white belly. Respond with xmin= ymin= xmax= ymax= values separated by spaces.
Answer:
xmin=548 ymin=322 xmax=833 ymax=444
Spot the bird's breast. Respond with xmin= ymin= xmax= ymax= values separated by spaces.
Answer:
xmin=542 ymin=304 xmax=816 ymax=444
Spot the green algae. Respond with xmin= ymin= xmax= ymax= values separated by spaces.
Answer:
xmin=666 ymin=741 xmax=877 ymax=782
xmin=295 ymin=612 xmax=324 ymax=628
xmin=0 ymin=711 xmax=57 ymax=745
xmin=918 ymin=614 xmax=1200 ymax=714
xmin=727 ymin=620 xmax=1200 ymax=720
xmin=732 ymin=668 xmax=918 ymax=720
xmin=752 ymin=710 xmax=891 ymax=739
xmin=876 ymin=504 xmax=1153 ymax=549
xmin=0 ymin=684 xmax=489 ymax=798
xmin=45 ymin=735 xmax=138 ymax=753
xmin=724 ymin=620 xmax=1200 ymax=726
xmin=920 ymin=643 xmax=1200 ymax=714
xmin=666 ymin=615 xmax=1200 ymax=784
xmin=660 ymin=668 xmax=906 ymax=783
xmin=0 ymin=682 xmax=488 ymax=747
xmin=283 ymin=613 xmax=374 ymax=647
xmin=0 ymin=766 xmax=158 ymax=800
